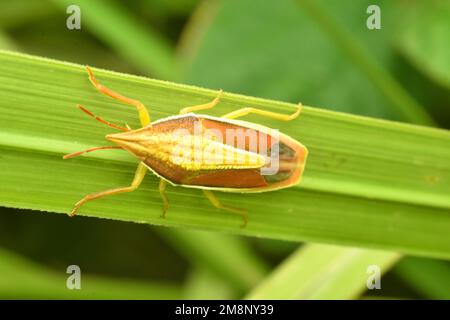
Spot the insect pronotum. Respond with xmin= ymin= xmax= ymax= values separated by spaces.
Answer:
xmin=64 ymin=66 xmax=308 ymax=227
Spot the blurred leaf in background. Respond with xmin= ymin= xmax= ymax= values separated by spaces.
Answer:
xmin=392 ymin=0 xmax=450 ymax=127
xmin=181 ymin=0 xmax=424 ymax=122
xmin=395 ymin=1 xmax=450 ymax=90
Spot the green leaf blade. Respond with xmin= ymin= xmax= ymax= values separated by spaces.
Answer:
xmin=0 ymin=50 xmax=449 ymax=259
xmin=246 ymin=243 xmax=400 ymax=300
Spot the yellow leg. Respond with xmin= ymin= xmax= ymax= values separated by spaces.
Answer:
xmin=202 ymin=190 xmax=248 ymax=228
xmin=86 ymin=66 xmax=151 ymax=126
xmin=179 ymin=90 xmax=223 ymax=114
xmin=69 ymin=162 xmax=147 ymax=216
xmin=159 ymin=179 xmax=169 ymax=218
xmin=222 ymin=103 xmax=302 ymax=121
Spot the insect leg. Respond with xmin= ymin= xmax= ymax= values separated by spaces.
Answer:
xmin=202 ymin=190 xmax=248 ymax=228
xmin=69 ymin=162 xmax=147 ymax=217
xmin=179 ymin=90 xmax=223 ymax=114
xmin=222 ymin=103 xmax=302 ymax=121
xmin=86 ymin=66 xmax=151 ymax=126
xmin=159 ymin=179 xmax=169 ymax=218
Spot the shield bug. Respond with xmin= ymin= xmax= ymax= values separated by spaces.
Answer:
xmin=64 ymin=66 xmax=308 ymax=227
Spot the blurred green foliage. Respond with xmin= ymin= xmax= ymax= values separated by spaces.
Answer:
xmin=0 ymin=0 xmax=448 ymax=299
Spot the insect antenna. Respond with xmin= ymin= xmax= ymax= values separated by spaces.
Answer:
xmin=63 ymin=146 xmax=122 ymax=159
xmin=77 ymin=104 xmax=130 ymax=131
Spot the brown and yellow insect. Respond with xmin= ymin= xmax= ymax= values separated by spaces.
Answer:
xmin=64 ymin=67 xmax=308 ymax=227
